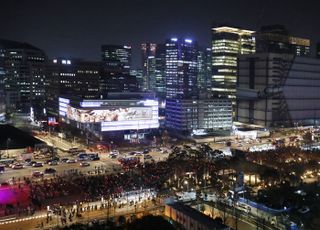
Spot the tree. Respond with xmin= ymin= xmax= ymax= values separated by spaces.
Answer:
xmin=127 ymin=215 xmax=175 ymax=230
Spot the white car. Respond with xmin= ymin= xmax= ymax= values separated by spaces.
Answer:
xmin=111 ymin=150 xmax=119 ymax=155
xmin=12 ymin=164 xmax=24 ymax=169
xmin=80 ymin=162 xmax=90 ymax=167
xmin=66 ymin=159 xmax=77 ymax=164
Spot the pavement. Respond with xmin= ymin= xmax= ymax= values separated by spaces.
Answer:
xmin=0 ymin=198 xmax=163 ymax=230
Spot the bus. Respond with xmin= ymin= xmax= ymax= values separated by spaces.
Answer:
xmin=0 ymin=158 xmax=15 ymax=167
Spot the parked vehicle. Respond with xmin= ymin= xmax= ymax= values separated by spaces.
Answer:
xmin=48 ymin=160 xmax=58 ymax=166
xmin=44 ymin=168 xmax=57 ymax=174
xmin=66 ymin=159 xmax=77 ymax=164
xmin=80 ymin=162 xmax=90 ymax=167
xmin=32 ymin=162 xmax=43 ymax=167
xmin=32 ymin=171 xmax=44 ymax=177
xmin=12 ymin=163 xmax=24 ymax=169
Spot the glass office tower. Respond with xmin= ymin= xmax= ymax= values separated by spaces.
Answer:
xmin=211 ymin=26 xmax=255 ymax=102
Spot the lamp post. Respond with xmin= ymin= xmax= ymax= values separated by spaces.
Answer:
xmin=6 ymin=138 xmax=11 ymax=158
xmin=184 ymin=180 xmax=189 ymax=191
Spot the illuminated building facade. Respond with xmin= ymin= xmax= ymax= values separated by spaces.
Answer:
xmin=165 ymin=38 xmax=198 ymax=99
xmin=237 ymin=53 xmax=320 ymax=127
xmin=141 ymin=43 xmax=157 ymax=91
xmin=130 ymin=69 xmax=144 ymax=91
xmin=100 ymin=44 xmax=138 ymax=97
xmin=100 ymin=72 xmax=139 ymax=94
xmin=46 ymin=58 xmax=101 ymax=116
xmin=58 ymin=93 xmax=159 ymax=141
xmin=0 ymin=39 xmax=47 ymax=116
xmin=165 ymin=98 xmax=232 ymax=135
xmin=211 ymin=26 xmax=255 ymax=102
xmin=255 ymin=25 xmax=310 ymax=57
xmin=101 ymin=45 xmax=131 ymax=74
xmin=0 ymin=43 xmax=6 ymax=120
xmin=197 ymin=47 xmax=212 ymax=99
xmin=141 ymin=43 xmax=166 ymax=98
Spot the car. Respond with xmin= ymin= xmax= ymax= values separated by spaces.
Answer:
xmin=134 ymin=152 xmax=142 ymax=156
xmin=111 ymin=150 xmax=119 ymax=155
xmin=61 ymin=158 xmax=69 ymax=163
xmin=77 ymin=156 xmax=88 ymax=161
xmin=90 ymin=156 xmax=100 ymax=161
xmin=128 ymin=151 xmax=136 ymax=156
xmin=32 ymin=171 xmax=44 ymax=177
xmin=143 ymin=149 xmax=149 ymax=154
xmin=66 ymin=159 xmax=77 ymax=164
xmin=12 ymin=163 xmax=24 ymax=169
xmin=48 ymin=160 xmax=58 ymax=166
xmin=32 ymin=162 xmax=43 ymax=167
xmin=80 ymin=162 xmax=90 ymax=167
xmin=26 ymin=160 xmax=37 ymax=166
xmin=44 ymin=168 xmax=57 ymax=174
xmin=108 ymin=154 xmax=117 ymax=159
xmin=144 ymin=154 xmax=152 ymax=159
xmin=88 ymin=153 xmax=100 ymax=161
xmin=51 ymin=157 xmax=60 ymax=162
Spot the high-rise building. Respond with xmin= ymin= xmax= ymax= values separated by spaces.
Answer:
xmin=0 ymin=39 xmax=47 ymax=117
xmin=211 ymin=26 xmax=255 ymax=101
xmin=141 ymin=43 xmax=166 ymax=98
xmin=255 ymin=25 xmax=310 ymax=57
xmin=100 ymin=44 xmax=137 ymax=97
xmin=237 ymin=53 xmax=320 ymax=127
xmin=165 ymin=38 xmax=198 ymax=99
xmin=101 ymin=45 xmax=131 ymax=74
xmin=197 ymin=47 xmax=212 ymax=99
xmin=130 ymin=69 xmax=144 ymax=91
xmin=0 ymin=45 xmax=5 ymax=121
xmin=141 ymin=43 xmax=157 ymax=90
xmin=46 ymin=58 xmax=101 ymax=116
xmin=100 ymin=72 xmax=139 ymax=94
xmin=164 ymin=38 xmax=232 ymax=135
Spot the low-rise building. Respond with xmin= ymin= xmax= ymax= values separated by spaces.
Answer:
xmin=58 ymin=93 xmax=159 ymax=141
xmin=165 ymin=202 xmax=230 ymax=230
xmin=165 ymin=98 xmax=232 ymax=136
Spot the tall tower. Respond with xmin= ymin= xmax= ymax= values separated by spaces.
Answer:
xmin=211 ymin=26 xmax=255 ymax=102
xmin=0 ymin=39 xmax=47 ymax=116
xmin=101 ymin=45 xmax=131 ymax=74
xmin=165 ymin=38 xmax=198 ymax=99
xmin=255 ymin=25 xmax=310 ymax=57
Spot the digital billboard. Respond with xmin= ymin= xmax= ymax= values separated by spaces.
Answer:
xmin=59 ymin=97 xmax=159 ymax=131
xmin=66 ymin=106 xmax=153 ymax=123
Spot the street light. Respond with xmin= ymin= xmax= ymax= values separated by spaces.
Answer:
xmin=6 ymin=138 xmax=11 ymax=158
xmin=184 ymin=180 xmax=189 ymax=191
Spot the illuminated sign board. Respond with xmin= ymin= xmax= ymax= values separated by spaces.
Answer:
xmin=67 ymin=106 xmax=154 ymax=123
xmin=59 ymin=97 xmax=159 ymax=131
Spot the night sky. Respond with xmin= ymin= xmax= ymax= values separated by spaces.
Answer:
xmin=2 ymin=0 xmax=319 ymax=68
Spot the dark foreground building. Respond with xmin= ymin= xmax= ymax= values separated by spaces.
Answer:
xmin=237 ymin=53 xmax=320 ymax=127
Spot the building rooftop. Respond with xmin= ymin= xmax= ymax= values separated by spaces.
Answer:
xmin=212 ymin=26 xmax=255 ymax=35
xmin=167 ymin=202 xmax=228 ymax=229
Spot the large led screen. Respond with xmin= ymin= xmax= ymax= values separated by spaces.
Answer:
xmin=66 ymin=106 xmax=153 ymax=123
xmin=59 ymin=97 xmax=159 ymax=131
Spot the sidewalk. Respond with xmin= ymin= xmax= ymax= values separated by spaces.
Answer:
xmin=0 ymin=200 xmax=164 ymax=230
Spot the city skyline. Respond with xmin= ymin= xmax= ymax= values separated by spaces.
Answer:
xmin=2 ymin=0 xmax=319 ymax=68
